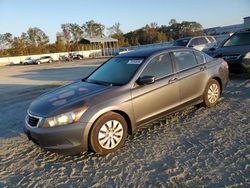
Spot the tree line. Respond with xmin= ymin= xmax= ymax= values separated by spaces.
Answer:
xmin=0 ymin=19 xmax=203 ymax=57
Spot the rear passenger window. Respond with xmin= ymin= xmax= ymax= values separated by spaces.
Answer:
xmin=194 ymin=51 xmax=206 ymax=64
xmin=173 ymin=51 xmax=198 ymax=71
xmin=140 ymin=53 xmax=173 ymax=79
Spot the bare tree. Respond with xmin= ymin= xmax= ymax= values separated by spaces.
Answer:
xmin=107 ymin=22 xmax=123 ymax=36
xmin=61 ymin=23 xmax=71 ymax=51
xmin=69 ymin=23 xmax=83 ymax=50
xmin=0 ymin=33 xmax=13 ymax=50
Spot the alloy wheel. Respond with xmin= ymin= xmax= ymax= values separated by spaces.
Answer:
xmin=98 ymin=120 xmax=123 ymax=150
xmin=207 ymin=83 xmax=219 ymax=103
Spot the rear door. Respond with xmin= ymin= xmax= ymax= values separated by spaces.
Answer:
xmin=171 ymin=50 xmax=208 ymax=104
xmin=131 ymin=52 xmax=180 ymax=124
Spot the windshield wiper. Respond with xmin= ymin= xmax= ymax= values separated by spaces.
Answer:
xmin=84 ymin=79 xmax=113 ymax=86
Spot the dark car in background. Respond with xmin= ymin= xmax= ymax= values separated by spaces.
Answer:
xmin=207 ymin=30 xmax=250 ymax=73
xmin=59 ymin=55 xmax=73 ymax=62
xmin=69 ymin=53 xmax=83 ymax=60
xmin=24 ymin=47 xmax=229 ymax=155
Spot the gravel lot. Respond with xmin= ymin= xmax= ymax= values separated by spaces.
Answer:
xmin=0 ymin=60 xmax=249 ymax=187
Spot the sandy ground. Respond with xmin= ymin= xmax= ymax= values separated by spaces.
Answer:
xmin=0 ymin=60 xmax=249 ymax=187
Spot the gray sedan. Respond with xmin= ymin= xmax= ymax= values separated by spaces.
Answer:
xmin=24 ymin=47 xmax=229 ymax=155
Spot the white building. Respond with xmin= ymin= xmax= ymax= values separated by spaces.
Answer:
xmin=204 ymin=16 xmax=250 ymax=35
xmin=244 ymin=16 xmax=250 ymax=29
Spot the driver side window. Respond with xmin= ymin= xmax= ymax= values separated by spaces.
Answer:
xmin=140 ymin=53 xmax=173 ymax=80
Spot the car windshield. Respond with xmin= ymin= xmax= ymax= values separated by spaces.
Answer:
xmin=86 ymin=57 xmax=144 ymax=86
xmin=173 ymin=39 xmax=190 ymax=46
xmin=223 ymin=32 xmax=250 ymax=47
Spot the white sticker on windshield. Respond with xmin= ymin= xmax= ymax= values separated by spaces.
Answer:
xmin=127 ymin=59 xmax=143 ymax=65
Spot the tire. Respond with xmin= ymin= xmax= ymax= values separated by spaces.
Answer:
xmin=37 ymin=61 xmax=41 ymax=65
xmin=203 ymin=79 xmax=221 ymax=107
xmin=48 ymin=60 xmax=53 ymax=63
xmin=90 ymin=112 xmax=128 ymax=155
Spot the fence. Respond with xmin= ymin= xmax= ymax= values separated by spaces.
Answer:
xmin=0 ymin=41 xmax=173 ymax=66
xmin=0 ymin=49 xmax=106 ymax=66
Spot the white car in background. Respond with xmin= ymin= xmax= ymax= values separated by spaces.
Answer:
xmin=173 ymin=36 xmax=217 ymax=51
xmin=118 ymin=48 xmax=132 ymax=54
xmin=35 ymin=56 xmax=53 ymax=64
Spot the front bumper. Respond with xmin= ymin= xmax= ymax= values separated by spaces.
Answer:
xmin=24 ymin=121 xmax=89 ymax=155
xmin=227 ymin=59 xmax=250 ymax=73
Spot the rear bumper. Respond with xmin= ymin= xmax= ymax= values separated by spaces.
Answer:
xmin=23 ymin=121 xmax=89 ymax=155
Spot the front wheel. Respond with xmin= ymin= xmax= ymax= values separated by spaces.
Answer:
xmin=90 ymin=112 xmax=128 ymax=155
xmin=203 ymin=79 xmax=221 ymax=107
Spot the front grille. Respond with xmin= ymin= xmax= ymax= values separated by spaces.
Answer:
xmin=28 ymin=115 xmax=40 ymax=127
xmin=222 ymin=54 xmax=241 ymax=61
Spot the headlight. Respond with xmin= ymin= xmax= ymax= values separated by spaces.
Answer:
xmin=45 ymin=108 xmax=87 ymax=127
xmin=244 ymin=52 xmax=250 ymax=59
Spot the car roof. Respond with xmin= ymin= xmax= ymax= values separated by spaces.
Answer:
xmin=116 ymin=46 xmax=190 ymax=58
xmin=176 ymin=36 xmax=192 ymax=41
xmin=176 ymin=36 xmax=215 ymax=41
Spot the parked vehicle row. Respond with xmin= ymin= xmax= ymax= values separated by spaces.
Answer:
xmin=20 ymin=53 xmax=84 ymax=65
xmin=24 ymin=46 xmax=229 ymax=155
xmin=206 ymin=30 xmax=250 ymax=73
xmin=20 ymin=56 xmax=53 ymax=65
xmin=173 ymin=30 xmax=250 ymax=72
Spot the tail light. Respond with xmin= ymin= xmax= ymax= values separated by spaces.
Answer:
xmin=222 ymin=60 xmax=229 ymax=69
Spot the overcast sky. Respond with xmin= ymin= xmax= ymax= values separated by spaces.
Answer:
xmin=0 ymin=0 xmax=249 ymax=42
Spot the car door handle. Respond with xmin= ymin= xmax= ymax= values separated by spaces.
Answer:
xmin=168 ymin=77 xmax=177 ymax=84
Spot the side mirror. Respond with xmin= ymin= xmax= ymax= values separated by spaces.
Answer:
xmin=137 ymin=76 xmax=155 ymax=85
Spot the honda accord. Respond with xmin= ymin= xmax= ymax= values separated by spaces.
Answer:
xmin=24 ymin=47 xmax=229 ymax=155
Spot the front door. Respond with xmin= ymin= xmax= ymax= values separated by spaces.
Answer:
xmin=131 ymin=52 xmax=180 ymax=124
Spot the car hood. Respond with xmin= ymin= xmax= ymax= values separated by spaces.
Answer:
xmin=29 ymin=81 xmax=111 ymax=117
xmin=210 ymin=45 xmax=250 ymax=57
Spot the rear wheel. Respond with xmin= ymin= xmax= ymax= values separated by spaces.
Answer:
xmin=90 ymin=112 xmax=128 ymax=155
xmin=203 ymin=79 xmax=221 ymax=107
